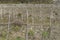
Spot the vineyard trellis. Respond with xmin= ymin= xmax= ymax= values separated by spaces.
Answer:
xmin=0 ymin=4 xmax=60 ymax=40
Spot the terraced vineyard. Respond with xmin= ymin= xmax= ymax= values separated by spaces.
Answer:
xmin=0 ymin=4 xmax=60 ymax=40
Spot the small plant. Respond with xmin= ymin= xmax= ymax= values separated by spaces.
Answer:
xmin=28 ymin=15 xmax=32 ymax=17
xmin=28 ymin=15 xmax=32 ymax=23
xmin=53 ymin=11 xmax=58 ymax=15
xmin=42 ymin=31 xmax=49 ymax=37
xmin=15 ymin=37 xmax=25 ymax=40
xmin=17 ymin=13 xmax=21 ymax=17
xmin=1 ymin=31 xmax=7 ymax=38
xmin=12 ymin=25 xmax=21 ymax=32
xmin=55 ymin=13 xmax=58 ymax=15
xmin=0 ymin=37 xmax=6 ymax=40
xmin=47 ymin=17 xmax=50 ymax=19
xmin=28 ymin=30 xmax=34 ymax=36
